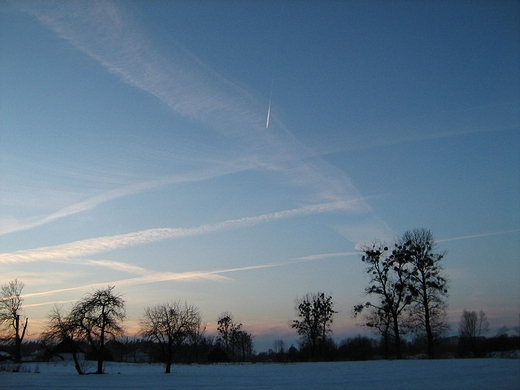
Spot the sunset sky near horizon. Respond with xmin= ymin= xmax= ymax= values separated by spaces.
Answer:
xmin=1 ymin=0 xmax=519 ymax=350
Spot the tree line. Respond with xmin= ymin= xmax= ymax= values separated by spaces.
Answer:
xmin=287 ymin=229 xmax=518 ymax=361
xmin=0 ymin=282 xmax=253 ymax=374
xmin=1 ymin=228 xmax=519 ymax=372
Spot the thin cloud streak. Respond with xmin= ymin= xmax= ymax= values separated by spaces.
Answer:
xmin=23 ymin=252 xmax=356 ymax=302
xmin=438 ymin=229 xmax=520 ymax=243
xmin=0 ymin=201 xmax=358 ymax=264
xmin=0 ymin=164 xmax=256 ymax=236
xmin=24 ymin=300 xmax=78 ymax=308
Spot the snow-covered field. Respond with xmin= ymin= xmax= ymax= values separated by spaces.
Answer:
xmin=1 ymin=359 xmax=519 ymax=389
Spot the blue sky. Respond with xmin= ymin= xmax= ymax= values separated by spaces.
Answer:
xmin=1 ymin=0 xmax=519 ymax=350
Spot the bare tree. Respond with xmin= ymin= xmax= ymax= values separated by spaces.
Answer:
xmin=459 ymin=309 xmax=488 ymax=338
xmin=40 ymin=305 xmax=84 ymax=375
xmin=185 ymin=320 xmax=207 ymax=363
xmin=0 ymin=279 xmax=28 ymax=363
xmin=399 ymin=229 xmax=449 ymax=358
xmin=292 ymin=292 xmax=336 ymax=361
xmin=459 ymin=309 xmax=489 ymax=357
xmin=354 ymin=243 xmax=414 ymax=359
xmin=216 ymin=313 xmax=253 ymax=361
xmin=355 ymin=305 xmax=392 ymax=358
xmin=140 ymin=301 xmax=201 ymax=373
xmin=273 ymin=339 xmax=286 ymax=354
xmin=232 ymin=327 xmax=253 ymax=361
xmin=70 ymin=286 xmax=125 ymax=374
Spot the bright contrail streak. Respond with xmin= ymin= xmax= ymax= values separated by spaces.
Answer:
xmin=266 ymin=100 xmax=271 ymax=129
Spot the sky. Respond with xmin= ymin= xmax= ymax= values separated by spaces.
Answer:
xmin=0 ymin=0 xmax=519 ymax=351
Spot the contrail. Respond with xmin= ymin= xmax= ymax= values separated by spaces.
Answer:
xmin=266 ymin=73 xmax=274 ymax=129
xmin=0 ymin=200 xmax=359 ymax=264
xmin=266 ymin=100 xmax=271 ymax=128
xmin=23 ymin=251 xmax=356 ymax=300
xmin=438 ymin=228 xmax=520 ymax=242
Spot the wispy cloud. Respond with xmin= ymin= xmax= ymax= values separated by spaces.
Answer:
xmin=0 ymin=164 xmax=253 ymax=236
xmin=23 ymin=251 xmax=356 ymax=301
xmin=14 ymin=0 xmax=389 ymax=244
xmin=85 ymin=260 xmax=151 ymax=275
xmin=0 ymin=202 xmax=358 ymax=264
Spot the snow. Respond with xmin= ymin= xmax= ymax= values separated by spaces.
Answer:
xmin=1 ymin=359 xmax=519 ymax=389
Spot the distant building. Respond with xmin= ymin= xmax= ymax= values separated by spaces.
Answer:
xmin=207 ymin=346 xmax=230 ymax=363
xmin=49 ymin=338 xmax=85 ymax=362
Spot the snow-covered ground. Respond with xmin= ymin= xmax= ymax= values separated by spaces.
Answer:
xmin=1 ymin=359 xmax=519 ymax=389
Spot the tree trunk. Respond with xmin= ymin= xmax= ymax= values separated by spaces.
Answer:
xmin=393 ymin=315 xmax=402 ymax=359
xmin=97 ymin=358 xmax=103 ymax=374
xmin=72 ymin=352 xmax=84 ymax=375
xmin=382 ymin=328 xmax=390 ymax=359
xmin=97 ymin=328 xmax=105 ymax=374
xmin=420 ymin=275 xmax=435 ymax=359
xmin=425 ymin=305 xmax=434 ymax=358
xmin=14 ymin=315 xmax=27 ymax=363
xmin=165 ymin=341 xmax=173 ymax=373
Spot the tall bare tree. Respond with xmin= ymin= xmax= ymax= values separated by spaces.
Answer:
xmin=292 ymin=292 xmax=336 ymax=361
xmin=70 ymin=286 xmax=125 ymax=374
xmin=140 ymin=301 xmax=201 ymax=373
xmin=0 ymin=279 xmax=28 ymax=363
xmin=354 ymin=243 xmax=414 ymax=359
xmin=398 ymin=229 xmax=449 ymax=358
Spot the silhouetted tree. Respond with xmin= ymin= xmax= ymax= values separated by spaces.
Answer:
xmin=216 ymin=313 xmax=235 ymax=352
xmin=292 ymin=292 xmax=336 ymax=361
xmin=398 ymin=229 xmax=449 ymax=358
xmin=459 ymin=309 xmax=488 ymax=357
xmin=40 ymin=305 xmax=84 ymax=374
xmin=459 ymin=309 xmax=488 ymax=339
xmin=69 ymin=286 xmax=125 ymax=374
xmin=354 ymin=243 xmax=414 ymax=359
xmin=216 ymin=313 xmax=253 ymax=361
xmin=0 ymin=279 xmax=28 ymax=363
xmin=140 ymin=301 xmax=202 ymax=373
xmin=185 ymin=320 xmax=207 ymax=363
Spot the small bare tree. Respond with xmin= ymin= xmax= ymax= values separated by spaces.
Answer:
xmin=0 ymin=280 xmax=28 ymax=363
xmin=459 ymin=309 xmax=488 ymax=338
xmin=40 ymin=305 xmax=84 ymax=375
xmin=70 ymin=286 xmax=125 ymax=374
xmin=140 ymin=301 xmax=201 ymax=373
